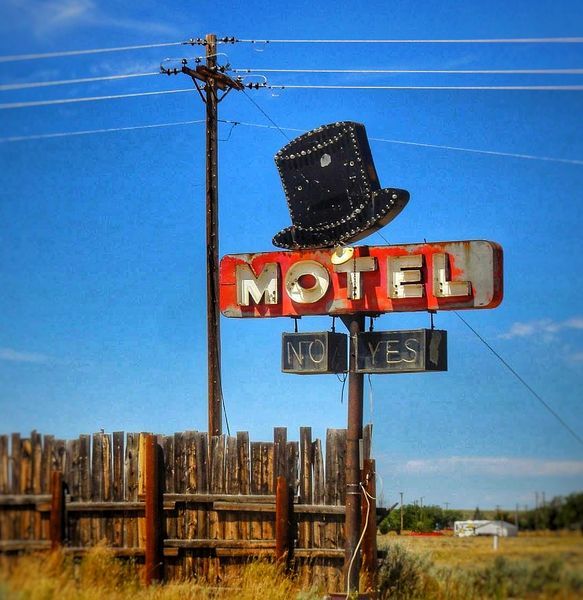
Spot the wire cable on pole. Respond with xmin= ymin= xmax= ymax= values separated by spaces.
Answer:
xmin=234 ymin=37 xmax=583 ymax=44
xmin=0 ymin=72 xmax=160 ymax=92
xmin=0 ymin=88 xmax=194 ymax=110
xmin=454 ymin=312 xmax=583 ymax=448
xmin=0 ymin=41 xmax=186 ymax=63
xmin=234 ymin=67 xmax=583 ymax=75
xmin=2 ymin=118 xmax=581 ymax=168
xmin=240 ymin=89 xmax=290 ymax=140
xmin=267 ymin=84 xmax=583 ymax=91
xmin=0 ymin=120 xmax=205 ymax=144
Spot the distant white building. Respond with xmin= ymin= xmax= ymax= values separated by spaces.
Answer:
xmin=454 ymin=520 xmax=518 ymax=537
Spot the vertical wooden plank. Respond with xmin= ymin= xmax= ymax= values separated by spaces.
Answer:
xmin=312 ymin=438 xmax=325 ymax=550
xmin=249 ymin=442 xmax=262 ymax=540
xmin=41 ymin=435 xmax=54 ymax=492
xmin=224 ymin=435 xmax=239 ymax=581
xmin=91 ymin=433 xmax=104 ymax=543
xmin=30 ymin=432 xmax=43 ymax=540
xmin=103 ymin=433 xmax=112 ymax=543
xmin=10 ymin=433 xmax=21 ymax=495
xmin=299 ymin=427 xmax=313 ymax=550
xmin=286 ymin=441 xmax=299 ymax=497
xmin=137 ymin=433 xmax=148 ymax=549
xmin=0 ymin=435 xmax=8 ymax=542
xmin=361 ymin=459 xmax=377 ymax=595
xmin=0 ymin=435 xmax=8 ymax=494
xmin=124 ymin=433 xmax=139 ymax=549
xmin=50 ymin=471 xmax=65 ymax=550
xmin=273 ymin=427 xmax=287 ymax=487
xmin=162 ymin=435 xmax=176 ymax=542
xmin=237 ymin=431 xmax=250 ymax=542
xmin=262 ymin=442 xmax=275 ymax=541
xmin=40 ymin=434 xmax=54 ymax=540
xmin=209 ymin=435 xmax=225 ymax=583
xmin=363 ymin=423 xmax=372 ymax=462
xmin=194 ymin=431 xmax=208 ymax=582
xmin=54 ymin=439 xmax=67 ymax=475
xmin=182 ymin=431 xmax=196 ymax=579
xmin=11 ymin=435 xmax=22 ymax=543
xmin=78 ymin=434 xmax=91 ymax=547
xmin=20 ymin=437 xmax=32 ymax=540
xmin=66 ymin=439 xmax=80 ymax=546
xmin=111 ymin=431 xmax=124 ymax=548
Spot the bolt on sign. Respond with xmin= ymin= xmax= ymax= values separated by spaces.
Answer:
xmin=356 ymin=329 xmax=447 ymax=374
xmin=282 ymin=332 xmax=348 ymax=374
xmin=219 ymin=240 xmax=503 ymax=318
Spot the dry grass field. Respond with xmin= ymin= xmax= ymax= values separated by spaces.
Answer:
xmin=378 ymin=530 xmax=583 ymax=569
xmin=0 ymin=533 xmax=581 ymax=599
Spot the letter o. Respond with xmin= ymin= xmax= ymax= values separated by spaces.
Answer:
xmin=284 ymin=260 xmax=330 ymax=304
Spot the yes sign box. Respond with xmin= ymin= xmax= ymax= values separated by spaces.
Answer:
xmin=356 ymin=329 xmax=447 ymax=374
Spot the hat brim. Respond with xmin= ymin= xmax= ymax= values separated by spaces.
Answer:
xmin=272 ymin=188 xmax=409 ymax=249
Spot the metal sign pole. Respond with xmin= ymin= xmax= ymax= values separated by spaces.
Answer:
xmin=341 ymin=314 xmax=365 ymax=593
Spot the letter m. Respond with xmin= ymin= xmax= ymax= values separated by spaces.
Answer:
xmin=236 ymin=263 xmax=279 ymax=306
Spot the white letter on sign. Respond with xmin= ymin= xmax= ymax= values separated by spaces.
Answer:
xmin=388 ymin=255 xmax=424 ymax=298
xmin=433 ymin=253 xmax=471 ymax=297
xmin=333 ymin=257 xmax=377 ymax=299
xmin=285 ymin=260 xmax=330 ymax=304
xmin=236 ymin=263 xmax=279 ymax=306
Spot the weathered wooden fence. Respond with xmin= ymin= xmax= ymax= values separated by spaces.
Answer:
xmin=0 ymin=426 xmax=376 ymax=592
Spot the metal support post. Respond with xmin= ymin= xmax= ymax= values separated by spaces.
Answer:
xmin=341 ymin=314 xmax=365 ymax=594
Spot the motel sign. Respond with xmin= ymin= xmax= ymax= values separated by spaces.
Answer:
xmin=219 ymin=240 xmax=503 ymax=318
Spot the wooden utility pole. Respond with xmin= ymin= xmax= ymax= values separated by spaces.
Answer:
xmin=205 ymin=34 xmax=221 ymax=437
xmin=180 ymin=33 xmax=243 ymax=438
xmin=400 ymin=491 xmax=404 ymax=533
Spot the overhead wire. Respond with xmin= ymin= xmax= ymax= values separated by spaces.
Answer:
xmin=233 ymin=37 xmax=583 ymax=44
xmin=454 ymin=312 xmax=583 ymax=449
xmin=234 ymin=67 xmax=583 ymax=75
xmin=240 ymin=89 xmax=290 ymax=140
xmin=0 ymin=41 xmax=186 ymax=63
xmin=266 ymin=84 xmax=583 ymax=90
xmin=0 ymin=88 xmax=194 ymax=110
xmin=0 ymin=71 xmax=160 ymax=92
xmin=2 ymin=118 xmax=581 ymax=167
xmin=0 ymin=120 xmax=205 ymax=144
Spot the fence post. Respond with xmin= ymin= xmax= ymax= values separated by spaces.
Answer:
xmin=49 ymin=470 xmax=65 ymax=550
xmin=361 ymin=459 xmax=377 ymax=595
xmin=275 ymin=475 xmax=290 ymax=564
xmin=144 ymin=434 xmax=164 ymax=584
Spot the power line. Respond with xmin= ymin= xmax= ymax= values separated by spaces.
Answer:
xmin=0 ymin=41 xmax=186 ymax=63
xmin=234 ymin=67 xmax=583 ymax=75
xmin=234 ymin=37 xmax=583 ymax=44
xmin=369 ymin=137 xmax=583 ymax=167
xmin=454 ymin=312 xmax=583 ymax=449
xmin=240 ymin=89 xmax=290 ymax=140
xmin=0 ymin=120 xmax=205 ymax=143
xmin=0 ymin=88 xmax=194 ymax=110
xmin=2 ymin=118 xmax=581 ymax=168
xmin=0 ymin=72 xmax=159 ymax=92
xmin=267 ymin=84 xmax=583 ymax=91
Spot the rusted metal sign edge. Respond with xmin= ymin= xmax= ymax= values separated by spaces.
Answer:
xmin=219 ymin=240 xmax=503 ymax=318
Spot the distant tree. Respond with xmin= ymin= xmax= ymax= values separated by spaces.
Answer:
xmin=473 ymin=506 xmax=484 ymax=520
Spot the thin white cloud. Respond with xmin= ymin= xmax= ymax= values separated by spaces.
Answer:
xmin=398 ymin=456 xmax=583 ymax=477
xmin=6 ymin=0 xmax=181 ymax=38
xmin=0 ymin=347 xmax=51 ymax=364
xmin=499 ymin=317 xmax=583 ymax=340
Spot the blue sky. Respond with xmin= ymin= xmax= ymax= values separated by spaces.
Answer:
xmin=0 ymin=0 xmax=582 ymax=509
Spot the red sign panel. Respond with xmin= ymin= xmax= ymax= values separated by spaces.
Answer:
xmin=219 ymin=240 xmax=503 ymax=318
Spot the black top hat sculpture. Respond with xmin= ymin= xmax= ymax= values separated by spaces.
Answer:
xmin=272 ymin=121 xmax=409 ymax=249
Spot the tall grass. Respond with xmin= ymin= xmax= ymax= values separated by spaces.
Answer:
xmin=0 ymin=546 xmax=319 ymax=600
xmin=377 ymin=543 xmax=583 ymax=600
